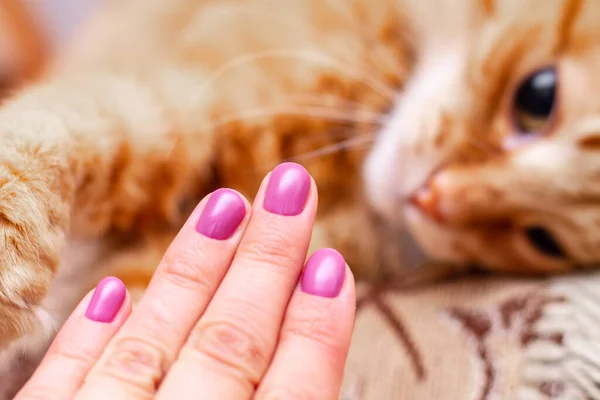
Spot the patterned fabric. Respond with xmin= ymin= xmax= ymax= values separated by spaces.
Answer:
xmin=341 ymin=273 xmax=600 ymax=400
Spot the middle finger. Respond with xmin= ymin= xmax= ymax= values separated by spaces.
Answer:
xmin=158 ymin=162 xmax=316 ymax=399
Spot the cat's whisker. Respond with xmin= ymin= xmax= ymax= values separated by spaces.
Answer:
xmin=189 ymin=49 xmax=397 ymax=108
xmin=212 ymin=105 xmax=385 ymax=129
xmin=230 ymin=129 xmax=377 ymax=179
xmin=164 ymin=104 xmax=383 ymax=161
xmin=289 ymin=132 xmax=376 ymax=162
xmin=280 ymin=93 xmax=383 ymax=113
xmin=165 ymin=98 xmax=384 ymax=162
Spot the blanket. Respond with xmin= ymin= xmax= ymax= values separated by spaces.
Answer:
xmin=341 ymin=273 xmax=600 ymax=399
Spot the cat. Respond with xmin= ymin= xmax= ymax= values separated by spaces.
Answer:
xmin=0 ymin=0 xmax=596 ymax=396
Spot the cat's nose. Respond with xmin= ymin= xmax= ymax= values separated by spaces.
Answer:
xmin=408 ymin=181 xmax=445 ymax=223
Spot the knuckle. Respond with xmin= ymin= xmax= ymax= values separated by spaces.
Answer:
xmin=281 ymin=305 xmax=342 ymax=352
xmin=189 ymin=318 xmax=269 ymax=384
xmin=98 ymin=336 xmax=169 ymax=392
xmin=52 ymin=343 xmax=97 ymax=370
xmin=160 ymin=244 xmax=214 ymax=292
xmin=240 ymin=227 xmax=299 ymax=268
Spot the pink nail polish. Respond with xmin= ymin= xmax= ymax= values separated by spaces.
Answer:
xmin=301 ymin=248 xmax=346 ymax=298
xmin=263 ymin=162 xmax=311 ymax=216
xmin=85 ymin=277 xmax=127 ymax=323
xmin=196 ymin=188 xmax=246 ymax=240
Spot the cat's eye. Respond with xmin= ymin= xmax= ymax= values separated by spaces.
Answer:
xmin=512 ymin=67 xmax=557 ymax=134
xmin=524 ymin=226 xmax=566 ymax=259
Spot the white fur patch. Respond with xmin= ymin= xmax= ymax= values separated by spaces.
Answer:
xmin=363 ymin=42 xmax=466 ymax=221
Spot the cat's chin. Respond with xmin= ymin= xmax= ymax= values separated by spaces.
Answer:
xmin=395 ymin=222 xmax=432 ymax=271
xmin=402 ymin=205 xmax=474 ymax=265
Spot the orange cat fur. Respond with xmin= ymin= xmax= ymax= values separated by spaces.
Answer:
xmin=0 ymin=0 xmax=597 ymax=395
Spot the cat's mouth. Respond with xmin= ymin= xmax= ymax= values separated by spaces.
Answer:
xmin=405 ymin=192 xmax=570 ymax=269
xmin=406 ymin=176 xmax=569 ymax=263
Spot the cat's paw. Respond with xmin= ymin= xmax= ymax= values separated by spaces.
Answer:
xmin=0 ymin=163 xmax=69 ymax=347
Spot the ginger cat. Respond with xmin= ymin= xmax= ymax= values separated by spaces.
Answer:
xmin=0 ymin=0 xmax=596 ymax=396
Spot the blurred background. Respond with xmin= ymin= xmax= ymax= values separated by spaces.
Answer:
xmin=0 ymin=0 xmax=98 ymax=97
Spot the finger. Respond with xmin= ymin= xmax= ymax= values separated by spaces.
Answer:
xmin=157 ymin=162 xmax=316 ymax=399
xmin=16 ymin=277 xmax=131 ymax=400
xmin=255 ymin=249 xmax=356 ymax=400
xmin=76 ymin=189 xmax=251 ymax=400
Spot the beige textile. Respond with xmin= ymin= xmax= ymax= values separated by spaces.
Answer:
xmin=340 ymin=273 xmax=600 ymax=400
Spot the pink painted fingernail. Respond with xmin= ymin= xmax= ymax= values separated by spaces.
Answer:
xmin=301 ymin=248 xmax=346 ymax=298
xmin=263 ymin=162 xmax=311 ymax=216
xmin=196 ymin=188 xmax=246 ymax=240
xmin=85 ymin=277 xmax=127 ymax=323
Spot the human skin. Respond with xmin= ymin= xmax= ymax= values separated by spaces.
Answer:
xmin=15 ymin=163 xmax=356 ymax=400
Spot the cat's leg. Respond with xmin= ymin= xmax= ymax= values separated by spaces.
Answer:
xmin=0 ymin=68 xmax=217 ymax=346
xmin=0 ymin=73 xmax=216 ymax=396
xmin=0 ymin=124 xmax=77 ymax=397
xmin=0 ymin=120 xmax=73 ymax=347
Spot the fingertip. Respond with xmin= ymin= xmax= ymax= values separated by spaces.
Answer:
xmin=153 ymin=188 xmax=252 ymax=258
xmin=190 ymin=188 xmax=252 ymax=240
xmin=254 ymin=260 xmax=355 ymax=400
xmin=343 ymin=264 xmax=356 ymax=298
xmin=340 ymin=264 xmax=357 ymax=330
xmin=338 ymin=264 xmax=356 ymax=311
xmin=286 ymin=251 xmax=356 ymax=341
xmin=254 ymin=162 xmax=319 ymax=218
xmin=300 ymin=248 xmax=347 ymax=299
xmin=83 ymin=276 xmax=128 ymax=323
xmin=113 ymin=288 xmax=133 ymax=323
xmin=20 ymin=280 xmax=133 ymax=399
xmin=192 ymin=187 xmax=252 ymax=220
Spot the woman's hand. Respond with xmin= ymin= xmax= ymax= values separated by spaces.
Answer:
xmin=16 ymin=162 xmax=356 ymax=400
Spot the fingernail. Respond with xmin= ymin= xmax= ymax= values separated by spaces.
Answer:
xmin=196 ymin=188 xmax=246 ymax=240
xmin=263 ymin=162 xmax=311 ymax=216
xmin=85 ymin=277 xmax=127 ymax=323
xmin=301 ymin=248 xmax=346 ymax=298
